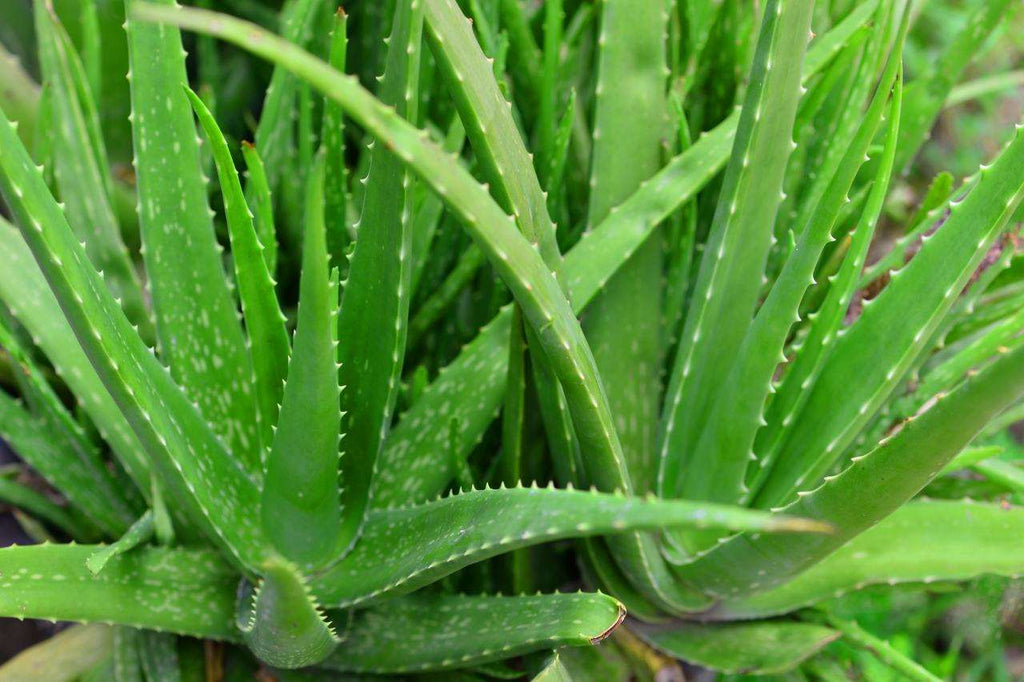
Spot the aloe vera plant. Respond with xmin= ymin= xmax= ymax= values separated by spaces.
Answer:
xmin=1 ymin=0 xmax=1023 ymax=678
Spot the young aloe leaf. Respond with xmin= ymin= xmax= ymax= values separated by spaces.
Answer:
xmin=185 ymin=88 xmax=289 ymax=459
xmin=0 ymin=470 xmax=98 ymax=542
xmin=756 ymin=120 xmax=1024 ymax=509
xmin=0 ymin=625 xmax=112 ymax=682
xmin=322 ymin=7 xmax=349 ymax=272
xmin=34 ymin=2 xmax=151 ymax=340
xmin=311 ymin=485 xmax=824 ymax=608
xmin=207 ymin=0 xmax=876 ymax=509
xmin=241 ymin=142 xmax=279 ymax=277
xmin=716 ymin=500 xmax=1024 ymax=619
xmin=86 ymin=511 xmax=155 ymax=575
xmin=137 ymin=632 xmax=181 ymax=682
xmin=237 ymin=558 xmax=339 ymax=669
xmin=124 ymin=0 xmax=260 ymax=472
xmin=262 ymin=157 xmax=341 ymax=568
xmin=749 ymin=69 xmax=903 ymax=498
xmin=321 ymin=593 xmax=624 ymax=673
xmin=0 ymin=43 xmax=40 ymax=148
xmin=633 ymin=620 xmax=839 ymax=676
xmin=0 ymin=220 xmax=151 ymax=498
xmin=658 ymin=0 xmax=816 ymax=500
xmin=678 ymin=340 xmax=1024 ymax=599
xmin=581 ymin=0 xmax=667 ymax=496
xmin=335 ymin=0 xmax=424 ymax=555
xmin=114 ymin=627 xmax=143 ymax=682
xmin=0 ymin=319 xmax=137 ymax=537
xmin=0 ymin=544 xmax=236 ymax=638
xmin=0 ymin=109 xmax=267 ymax=568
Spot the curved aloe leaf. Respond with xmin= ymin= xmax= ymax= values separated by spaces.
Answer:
xmin=238 ymin=558 xmax=339 ymax=669
xmin=312 ymin=485 xmax=824 ymax=608
xmin=633 ymin=620 xmax=839 ymax=675
xmin=0 ymin=108 xmax=267 ymax=569
xmin=0 ymin=471 xmax=97 ymax=542
xmin=715 ymin=500 xmax=1024 ymax=619
xmin=0 ymin=625 xmax=112 ymax=682
xmin=677 ymin=339 xmax=1024 ymax=599
xmin=185 ymin=87 xmax=289 ymax=458
xmin=124 ymin=0 xmax=259 ymax=472
xmin=240 ymin=142 xmax=279 ymax=277
xmin=335 ymin=0 xmax=423 ymax=555
xmin=322 ymin=593 xmax=624 ymax=673
xmin=756 ymin=118 xmax=1024 ymax=508
xmin=34 ymin=2 xmax=151 ymax=339
xmin=0 ymin=543 xmax=236 ymax=639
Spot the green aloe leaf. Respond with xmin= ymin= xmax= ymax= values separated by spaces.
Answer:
xmin=125 ymin=0 xmax=259 ymax=472
xmin=34 ymin=1 xmax=151 ymax=340
xmin=372 ymin=2 xmax=879 ymax=509
xmin=237 ymin=558 xmax=339 ymax=668
xmin=0 ymin=42 xmax=41 ymax=148
xmin=0 ymin=470 xmax=98 ymax=542
xmin=241 ymin=141 xmax=279 ymax=277
xmin=321 ymin=593 xmax=624 ymax=673
xmin=755 ymin=117 xmax=1024 ymax=509
xmin=677 ymin=339 xmax=1024 ymax=599
xmin=0 ymin=543 xmax=236 ymax=639
xmin=0 ymin=107 xmax=266 ymax=568
xmin=715 ymin=500 xmax=1024 ymax=619
xmin=658 ymin=0 xmax=816 ymax=501
xmin=0 ymin=625 xmax=113 ymax=682
xmin=582 ymin=0 xmax=667 ymax=496
xmin=185 ymin=87 xmax=289 ymax=458
xmin=311 ymin=484 xmax=825 ymax=608
xmin=262 ymin=157 xmax=341 ymax=569
xmin=335 ymin=0 xmax=424 ymax=555
xmin=632 ymin=620 xmax=839 ymax=676
xmin=322 ymin=7 xmax=349 ymax=273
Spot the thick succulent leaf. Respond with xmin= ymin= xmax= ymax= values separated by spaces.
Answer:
xmin=677 ymin=341 xmax=1024 ymax=599
xmin=633 ymin=620 xmax=838 ymax=675
xmin=86 ymin=511 xmax=155 ymax=575
xmin=125 ymin=0 xmax=259 ymax=471
xmin=185 ymin=87 xmax=289 ymax=458
xmin=0 ymin=108 xmax=267 ymax=569
xmin=241 ymin=142 xmax=279 ymax=277
xmin=34 ymin=2 xmax=151 ymax=339
xmin=0 ymin=624 xmax=112 ymax=682
xmin=335 ymin=0 xmax=423 ymax=554
xmin=0 ymin=220 xmax=151 ymax=497
xmin=322 ymin=7 xmax=349 ymax=272
xmin=372 ymin=4 xmax=879 ymax=508
xmin=321 ymin=593 xmax=624 ymax=673
xmin=750 ymin=73 xmax=903 ymax=497
xmin=716 ymin=500 xmax=1024 ymax=619
xmin=262 ymin=158 xmax=341 ymax=568
xmin=138 ymin=631 xmax=181 ymax=682
xmin=756 ymin=119 xmax=1024 ymax=508
xmin=238 ymin=558 xmax=339 ymax=669
xmin=582 ymin=0 xmax=667 ymax=496
xmin=658 ymin=0 xmax=815 ymax=500
xmin=113 ymin=627 xmax=143 ymax=682
xmin=683 ymin=48 xmax=902 ymax=514
xmin=311 ymin=485 xmax=824 ymax=608
xmin=423 ymin=0 xmax=560 ymax=264
xmin=0 ymin=543 xmax=236 ymax=639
